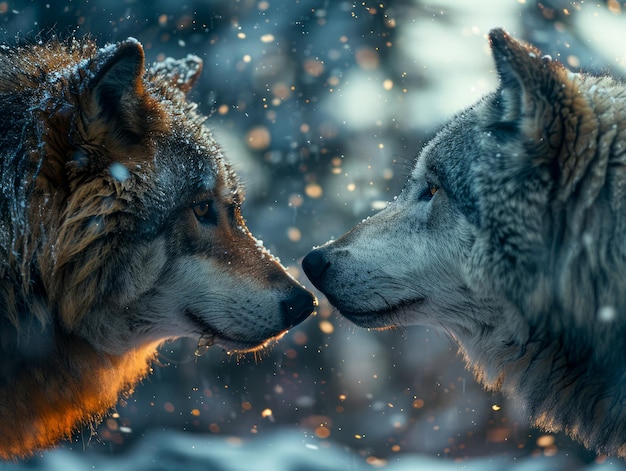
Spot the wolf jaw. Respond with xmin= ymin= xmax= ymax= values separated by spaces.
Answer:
xmin=303 ymin=29 xmax=626 ymax=457
xmin=0 ymin=38 xmax=316 ymax=459
xmin=338 ymin=298 xmax=426 ymax=328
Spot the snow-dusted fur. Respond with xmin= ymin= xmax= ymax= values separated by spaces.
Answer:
xmin=0 ymin=38 xmax=315 ymax=459
xmin=303 ymin=29 xmax=626 ymax=457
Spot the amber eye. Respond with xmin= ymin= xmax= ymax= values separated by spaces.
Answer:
xmin=192 ymin=201 xmax=218 ymax=225
xmin=419 ymin=184 xmax=439 ymax=201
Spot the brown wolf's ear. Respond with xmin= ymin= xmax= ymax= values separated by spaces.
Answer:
xmin=149 ymin=54 xmax=203 ymax=93
xmin=82 ymin=38 xmax=153 ymax=142
xmin=488 ymin=28 xmax=566 ymax=129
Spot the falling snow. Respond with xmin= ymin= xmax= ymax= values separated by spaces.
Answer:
xmin=1 ymin=1 xmax=626 ymax=470
xmin=109 ymin=162 xmax=130 ymax=182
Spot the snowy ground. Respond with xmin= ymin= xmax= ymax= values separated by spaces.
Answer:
xmin=2 ymin=430 xmax=625 ymax=471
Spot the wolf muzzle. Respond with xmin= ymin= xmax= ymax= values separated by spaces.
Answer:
xmin=301 ymin=248 xmax=331 ymax=293
xmin=282 ymin=286 xmax=317 ymax=327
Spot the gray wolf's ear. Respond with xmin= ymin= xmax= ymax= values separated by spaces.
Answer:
xmin=149 ymin=55 xmax=203 ymax=93
xmin=488 ymin=28 xmax=566 ymax=132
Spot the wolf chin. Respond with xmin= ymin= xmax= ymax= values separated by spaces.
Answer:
xmin=304 ymin=29 xmax=626 ymax=457
xmin=0 ymin=38 xmax=316 ymax=459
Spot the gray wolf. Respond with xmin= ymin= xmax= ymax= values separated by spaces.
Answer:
xmin=0 ymin=37 xmax=316 ymax=459
xmin=303 ymin=29 xmax=626 ymax=457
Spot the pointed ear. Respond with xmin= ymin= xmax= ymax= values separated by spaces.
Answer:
xmin=83 ymin=38 xmax=152 ymax=141
xmin=149 ymin=54 xmax=203 ymax=93
xmin=92 ymin=38 xmax=144 ymax=110
xmin=488 ymin=28 xmax=564 ymax=128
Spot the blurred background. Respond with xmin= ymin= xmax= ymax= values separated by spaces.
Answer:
xmin=1 ymin=1 xmax=626 ymax=470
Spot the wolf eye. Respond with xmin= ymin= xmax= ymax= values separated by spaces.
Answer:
xmin=192 ymin=201 xmax=218 ymax=225
xmin=419 ymin=185 xmax=439 ymax=201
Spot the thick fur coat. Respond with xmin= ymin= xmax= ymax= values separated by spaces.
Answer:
xmin=303 ymin=29 xmax=626 ymax=457
xmin=0 ymin=38 xmax=316 ymax=459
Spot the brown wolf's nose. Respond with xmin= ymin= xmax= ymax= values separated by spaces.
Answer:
xmin=301 ymin=249 xmax=330 ymax=289
xmin=282 ymin=287 xmax=317 ymax=326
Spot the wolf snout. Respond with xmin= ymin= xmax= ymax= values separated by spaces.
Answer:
xmin=281 ymin=287 xmax=317 ymax=326
xmin=301 ymin=248 xmax=330 ymax=289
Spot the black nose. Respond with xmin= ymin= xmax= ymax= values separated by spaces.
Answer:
xmin=281 ymin=287 xmax=317 ymax=327
xmin=301 ymin=249 xmax=330 ymax=288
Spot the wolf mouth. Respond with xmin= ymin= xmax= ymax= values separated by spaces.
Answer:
xmin=337 ymin=296 xmax=425 ymax=328
xmin=184 ymin=309 xmax=283 ymax=353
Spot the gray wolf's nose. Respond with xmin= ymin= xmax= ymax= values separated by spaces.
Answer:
xmin=301 ymin=249 xmax=330 ymax=289
xmin=281 ymin=287 xmax=317 ymax=326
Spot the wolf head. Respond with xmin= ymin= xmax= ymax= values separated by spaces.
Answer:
xmin=1 ymin=38 xmax=316 ymax=356
xmin=304 ymin=28 xmax=626 ymax=338
xmin=303 ymin=29 xmax=626 ymax=455
xmin=0 ymin=37 xmax=318 ymax=459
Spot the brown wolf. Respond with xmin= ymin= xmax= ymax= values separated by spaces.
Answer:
xmin=0 ymin=37 xmax=316 ymax=459
xmin=303 ymin=29 xmax=626 ymax=457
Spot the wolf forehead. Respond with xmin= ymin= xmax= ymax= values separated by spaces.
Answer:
xmin=149 ymin=127 xmax=243 ymax=215
xmin=412 ymin=107 xmax=487 ymax=224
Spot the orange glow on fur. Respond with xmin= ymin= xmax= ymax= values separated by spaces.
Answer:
xmin=0 ymin=340 xmax=159 ymax=459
